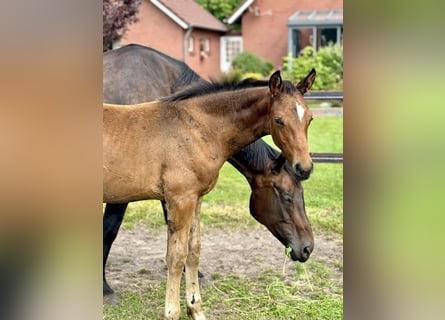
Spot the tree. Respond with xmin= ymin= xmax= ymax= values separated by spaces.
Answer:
xmin=103 ymin=0 xmax=141 ymax=52
xmin=195 ymin=0 xmax=243 ymax=21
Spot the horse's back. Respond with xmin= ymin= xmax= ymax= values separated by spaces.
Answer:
xmin=103 ymin=44 xmax=199 ymax=104
xmin=103 ymin=103 xmax=166 ymax=202
xmin=103 ymin=102 xmax=166 ymax=158
xmin=103 ymin=100 xmax=223 ymax=203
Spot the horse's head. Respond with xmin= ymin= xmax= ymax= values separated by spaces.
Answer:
xmin=248 ymin=154 xmax=314 ymax=262
xmin=268 ymin=69 xmax=316 ymax=180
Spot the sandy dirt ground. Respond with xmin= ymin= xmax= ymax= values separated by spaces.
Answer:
xmin=103 ymin=223 xmax=343 ymax=304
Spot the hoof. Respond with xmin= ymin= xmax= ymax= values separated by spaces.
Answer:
xmin=103 ymin=281 xmax=114 ymax=296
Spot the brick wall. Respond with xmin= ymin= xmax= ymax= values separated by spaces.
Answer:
xmin=185 ymin=29 xmax=222 ymax=80
xmin=241 ymin=0 xmax=343 ymax=68
xmin=119 ymin=1 xmax=223 ymax=80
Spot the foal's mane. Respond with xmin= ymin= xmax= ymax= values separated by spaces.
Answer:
xmin=161 ymin=77 xmax=298 ymax=103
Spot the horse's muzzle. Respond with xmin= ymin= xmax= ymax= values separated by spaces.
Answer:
xmin=290 ymin=243 xmax=313 ymax=262
xmin=295 ymin=162 xmax=313 ymax=180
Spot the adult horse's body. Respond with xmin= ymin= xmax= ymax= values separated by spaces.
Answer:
xmin=102 ymin=45 xmax=315 ymax=299
xmin=103 ymin=68 xmax=315 ymax=319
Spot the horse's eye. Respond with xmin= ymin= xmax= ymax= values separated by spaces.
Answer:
xmin=274 ymin=117 xmax=284 ymax=126
xmin=281 ymin=193 xmax=293 ymax=204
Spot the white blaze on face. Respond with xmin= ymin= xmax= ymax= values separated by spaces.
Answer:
xmin=296 ymin=102 xmax=305 ymax=121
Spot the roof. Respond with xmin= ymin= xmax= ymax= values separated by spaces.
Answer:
xmin=150 ymin=0 xmax=229 ymax=32
xmin=288 ymin=9 xmax=343 ymax=27
xmin=225 ymin=0 xmax=254 ymax=24
xmin=226 ymin=2 xmax=343 ymax=27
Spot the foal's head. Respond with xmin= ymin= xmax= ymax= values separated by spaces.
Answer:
xmin=268 ymin=69 xmax=316 ymax=180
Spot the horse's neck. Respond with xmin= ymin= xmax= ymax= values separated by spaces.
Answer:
xmin=229 ymin=140 xmax=272 ymax=169
xmin=194 ymin=87 xmax=271 ymax=156
xmin=227 ymin=140 xmax=277 ymax=182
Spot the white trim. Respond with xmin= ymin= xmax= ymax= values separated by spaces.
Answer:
xmin=150 ymin=0 xmax=188 ymax=29
xmin=188 ymin=36 xmax=194 ymax=52
xmin=226 ymin=0 xmax=255 ymax=24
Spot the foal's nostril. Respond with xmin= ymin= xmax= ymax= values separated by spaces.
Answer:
xmin=295 ymin=163 xmax=304 ymax=175
xmin=295 ymin=162 xmax=313 ymax=180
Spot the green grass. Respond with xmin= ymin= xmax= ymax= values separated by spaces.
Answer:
xmin=104 ymin=258 xmax=343 ymax=320
xmin=305 ymin=117 xmax=343 ymax=234
xmin=104 ymin=116 xmax=343 ymax=319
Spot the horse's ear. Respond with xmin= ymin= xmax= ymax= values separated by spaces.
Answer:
xmin=269 ymin=70 xmax=282 ymax=97
xmin=296 ymin=68 xmax=316 ymax=94
xmin=271 ymin=154 xmax=286 ymax=175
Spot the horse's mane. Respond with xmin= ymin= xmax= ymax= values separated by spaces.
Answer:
xmin=172 ymin=62 xmax=201 ymax=92
xmin=117 ymin=44 xmax=202 ymax=92
xmin=151 ymin=47 xmax=202 ymax=91
xmin=229 ymin=140 xmax=300 ymax=183
xmin=161 ymin=77 xmax=298 ymax=103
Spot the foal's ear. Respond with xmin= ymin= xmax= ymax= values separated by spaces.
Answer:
xmin=296 ymin=68 xmax=316 ymax=94
xmin=271 ymin=154 xmax=286 ymax=175
xmin=269 ymin=70 xmax=282 ymax=97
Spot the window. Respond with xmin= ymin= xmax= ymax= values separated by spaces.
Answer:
xmin=318 ymin=28 xmax=338 ymax=48
xmin=287 ymin=9 xmax=343 ymax=56
xmin=199 ymin=38 xmax=210 ymax=54
xmin=220 ymin=36 xmax=243 ymax=72
xmin=225 ymin=38 xmax=241 ymax=63
xmin=188 ymin=37 xmax=194 ymax=52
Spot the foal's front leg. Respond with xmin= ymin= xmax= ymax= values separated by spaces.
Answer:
xmin=185 ymin=197 xmax=205 ymax=320
xmin=164 ymin=195 xmax=203 ymax=320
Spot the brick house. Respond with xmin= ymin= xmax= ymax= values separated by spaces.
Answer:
xmin=225 ymin=0 xmax=343 ymax=70
xmin=119 ymin=0 xmax=228 ymax=80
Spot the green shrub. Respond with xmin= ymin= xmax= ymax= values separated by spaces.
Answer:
xmin=231 ymin=51 xmax=274 ymax=77
xmin=282 ymin=43 xmax=343 ymax=90
xmin=220 ymin=69 xmax=243 ymax=82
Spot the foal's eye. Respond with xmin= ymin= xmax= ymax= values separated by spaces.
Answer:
xmin=274 ymin=117 xmax=284 ymax=126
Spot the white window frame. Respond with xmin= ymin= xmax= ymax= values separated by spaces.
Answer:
xmin=188 ymin=36 xmax=194 ymax=52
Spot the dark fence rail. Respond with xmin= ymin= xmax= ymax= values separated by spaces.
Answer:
xmin=305 ymin=91 xmax=343 ymax=101
xmin=311 ymin=152 xmax=343 ymax=163
xmin=305 ymin=91 xmax=343 ymax=164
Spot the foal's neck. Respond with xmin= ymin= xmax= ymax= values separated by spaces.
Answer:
xmin=195 ymin=87 xmax=272 ymax=157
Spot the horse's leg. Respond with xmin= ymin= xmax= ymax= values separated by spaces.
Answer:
xmin=161 ymin=200 xmax=168 ymax=224
xmin=162 ymin=199 xmax=204 ymax=279
xmin=185 ymin=197 xmax=205 ymax=320
xmin=164 ymin=195 xmax=200 ymax=320
xmin=103 ymin=202 xmax=128 ymax=295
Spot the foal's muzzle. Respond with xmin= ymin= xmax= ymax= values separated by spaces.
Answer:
xmin=295 ymin=162 xmax=313 ymax=180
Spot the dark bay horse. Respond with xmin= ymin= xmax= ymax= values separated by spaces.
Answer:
xmin=103 ymin=70 xmax=315 ymax=319
xmin=103 ymin=44 xmax=315 ymax=297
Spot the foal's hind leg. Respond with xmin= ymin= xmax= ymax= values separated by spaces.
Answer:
xmin=185 ymin=197 xmax=205 ymax=320
xmin=164 ymin=195 xmax=203 ymax=320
